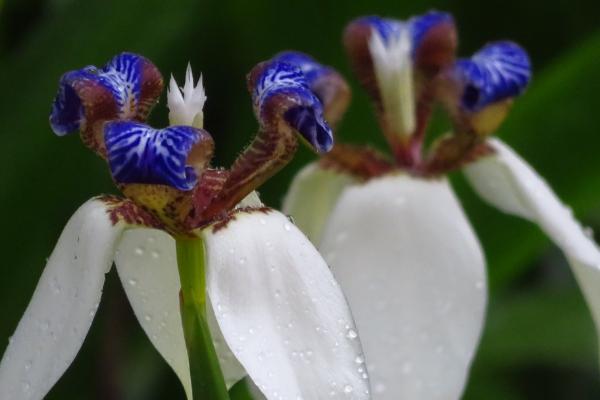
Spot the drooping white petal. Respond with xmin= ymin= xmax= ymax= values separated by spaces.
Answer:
xmin=320 ymin=175 xmax=486 ymax=400
xmin=0 ymin=199 xmax=125 ymax=400
xmin=464 ymin=138 xmax=600 ymax=352
xmin=113 ymin=228 xmax=245 ymax=399
xmin=203 ymin=210 xmax=370 ymax=400
xmin=369 ymin=26 xmax=416 ymax=137
xmin=167 ymin=64 xmax=207 ymax=128
xmin=282 ymin=163 xmax=354 ymax=244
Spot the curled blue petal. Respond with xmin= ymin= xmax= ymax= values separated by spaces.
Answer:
xmin=50 ymin=52 xmax=162 ymax=136
xmin=454 ymin=41 xmax=531 ymax=111
xmin=252 ymin=61 xmax=333 ymax=153
xmin=408 ymin=11 xmax=454 ymax=55
xmin=284 ymin=106 xmax=333 ymax=153
xmin=273 ymin=51 xmax=332 ymax=88
xmin=105 ymin=121 xmax=201 ymax=190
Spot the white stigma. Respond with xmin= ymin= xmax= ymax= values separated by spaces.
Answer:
xmin=167 ymin=63 xmax=207 ymax=128
xmin=368 ymin=26 xmax=416 ymax=138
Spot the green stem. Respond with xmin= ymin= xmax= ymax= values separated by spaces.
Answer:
xmin=176 ymin=237 xmax=230 ymax=400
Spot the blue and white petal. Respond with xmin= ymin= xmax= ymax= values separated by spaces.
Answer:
xmin=252 ymin=61 xmax=333 ymax=153
xmin=465 ymin=139 xmax=600 ymax=360
xmin=367 ymin=17 xmax=415 ymax=137
xmin=50 ymin=52 xmax=163 ymax=136
xmin=105 ymin=121 xmax=203 ymax=191
xmin=454 ymin=42 xmax=531 ymax=111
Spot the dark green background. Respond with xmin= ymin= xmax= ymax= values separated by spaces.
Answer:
xmin=0 ymin=0 xmax=599 ymax=398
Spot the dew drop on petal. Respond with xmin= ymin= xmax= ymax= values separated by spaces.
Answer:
xmin=346 ymin=329 xmax=358 ymax=340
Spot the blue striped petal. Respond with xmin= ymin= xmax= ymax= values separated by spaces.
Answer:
xmin=50 ymin=52 xmax=162 ymax=136
xmin=454 ymin=41 xmax=532 ymax=111
xmin=273 ymin=51 xmax=331 ymax=88
xmin=252 ymin=61 xmax=333 ymax=153
xmin=105 ymin=121 xmax=201 ymax=191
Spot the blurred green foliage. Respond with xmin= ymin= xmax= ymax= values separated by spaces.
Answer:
xmin=0 ymin=0 xmax=598 ymax=398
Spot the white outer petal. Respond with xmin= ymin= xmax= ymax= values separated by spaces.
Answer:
xmin=320 ymin=175 xmax=486 ymax=400
xmin=0 ymin=199 xmax=124 ymax=400
xmin=113 ymin=228 xmax=245 ymax=399
xmin=464 ymin=138 xmax=600 ymax=352
xmin=282 ymin=163 xmax=354 ymax=244
xmin=203 ymin=210 xmax=370 ymax=400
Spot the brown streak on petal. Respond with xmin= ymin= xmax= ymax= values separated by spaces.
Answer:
xmin=343 ymin=22 xmax=382 ymax=109
xmin=98 ymin=195 xmax=164 ymax=230
xmin=74 ymin=81 xmax=119 ymax=158
xmin=319 ymin=144 xmax=395 ymax=180
xmin=312 ymin=70 xmax=352 ymax=128
xmin=209 ymin=206 xmax=273 ymax=233
xmin=414 ymin=21 xmax=457 ymax=75
xmin=136 ymin=60 xmax=164 ymax=122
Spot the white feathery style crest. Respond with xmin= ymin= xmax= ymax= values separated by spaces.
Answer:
xmin=369 ymin=26 xmax=416 ymax=138
xmin=167 ymin=63 xmax=207 ymax=128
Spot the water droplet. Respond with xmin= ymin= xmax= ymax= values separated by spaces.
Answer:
xmin=259 ymin=218 xmax=267 ymax=225
xmin=24 ymin=361 xmax=32 ymax=371
xmin=346 ymin=329 xmax=358 ymax=340
xmin=128 ymin=278 xmax=137 ymax=286
xmin=394 ymin=197 xmax=406 ymax=206
xmin=283 ymin=223 xmax=292 ymax=232
xmin=134 ymin=247 xmax=144 ymax=256
xmin=144 ymin=314 xmax=152 ymax=322
xmin=355 ymin=355 xmax=364 ymax=364
xmin=343 ymin=384 xmax=353 ymax=393
xmin=374 ymin=382 xmax=386 ymax=394
xmin=335 ymin=232 xmax=348 ymax=244
xmin=151 ymin=251 xmax=160 ymax=259
xmin=239 ymin=257 xmax=246 ymax=265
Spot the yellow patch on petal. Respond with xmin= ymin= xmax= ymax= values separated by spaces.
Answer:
xmin=120 ymin=183 xmax=194 ymax=234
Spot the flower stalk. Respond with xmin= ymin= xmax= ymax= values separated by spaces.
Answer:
xmin=176 ymin=238 xmax=230 ymax=400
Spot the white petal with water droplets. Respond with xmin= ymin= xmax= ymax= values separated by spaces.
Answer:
xmin=114 ymin=228 xmax=245 ymax=399
xmin=464 ymin=138 xmax=600 ymax=354
xmin=320 ymin=175 xmax=486 ymax=400
xmin=283 ymin=163 xmax=354 ymax=244
xmin=0 ymin=199 xmax=124 ymax=400
xmin=203 ymin=210 xmax=370 ymax=400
